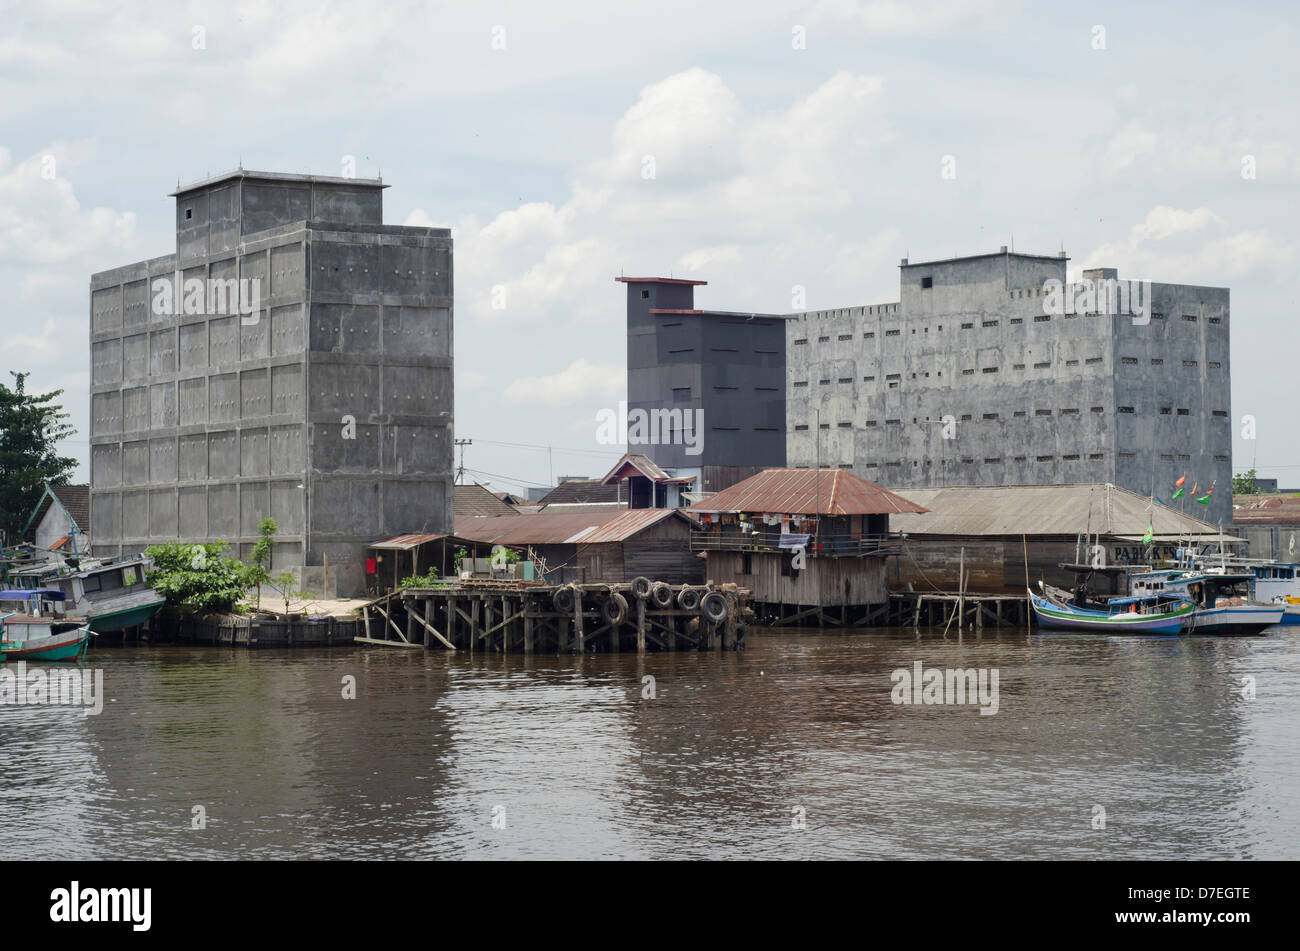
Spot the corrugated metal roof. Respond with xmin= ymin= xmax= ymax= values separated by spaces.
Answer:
xmin=453 ymin=482 xmax=517 ymax=517
xmin=1234 ymin=496 xmax=1300 ymax=523
xmin=370 ymin=533 xmax=446 ymax=550
xmin=455 ymin=512 xmax=618 ymax=545
xmin=454 ymin=508 xmax=691 ymax=545
xmin=887 ymin=483 xmax=1223 ymax=537
xmin=568 ymin=508 xmax=693 ymax=543
xmin=688 ymin=468 xmax=928 ymax=516
xmin=535 ymin=479 xmax=623 ymax=505
xmin=599 ymin=453 xmax=694 ymax=485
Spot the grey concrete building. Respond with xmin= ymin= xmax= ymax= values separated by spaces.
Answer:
xmin=785 ymin=249 xmax=1233 ymax=525
xmin=89 ymin=170 xmax=453 ymax=595
xmin=620 ymin=276 xmax=787 ymax=493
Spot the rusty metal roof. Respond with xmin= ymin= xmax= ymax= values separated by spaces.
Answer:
xmin=1234 ymin=496 xmax=1300 ymax=523
xmin=688 ymin=468 xmax=928 ymax=516
xmin=568 ymin=508 xmax=694 ymax=543
xmin=454 ymin=508 xmax=692 ymax=546
xmin=370 ymin=533 xmax=446 ymax=551
xmin=599 ymin=453 xmax=695 ymax=485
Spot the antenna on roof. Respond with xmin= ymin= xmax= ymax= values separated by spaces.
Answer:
xmin=1010 ymin=232 xmax=1014 ymax=252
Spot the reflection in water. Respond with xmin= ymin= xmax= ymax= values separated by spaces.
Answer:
xmin=1 ymin=628 xmax=1295 ymax=859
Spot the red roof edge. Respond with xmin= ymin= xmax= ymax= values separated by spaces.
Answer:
xmin=615 ymin=277 xmax=708 ymax=285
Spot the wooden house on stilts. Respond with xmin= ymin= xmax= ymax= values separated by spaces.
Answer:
xmin=687 ymin=468 xmax=928 ymax=626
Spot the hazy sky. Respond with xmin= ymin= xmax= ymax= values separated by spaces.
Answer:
xmin=3 ymin=0 xmax=1296 ymax=495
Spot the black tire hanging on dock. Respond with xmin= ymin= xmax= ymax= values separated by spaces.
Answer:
xmin=553 ymin=584 xmax=576 ymax=614
xmin=602 ymin=592 xmax=629 ymax=626
xmin=650 ymin=581 xmax=673 ymax=608
xmin=700 ymin=591 xmax=729 ymax=624
xmin=676 ymin=586 xmax=702 ymax=611
xmin=630 ymin=576 xmax=653 ymax=600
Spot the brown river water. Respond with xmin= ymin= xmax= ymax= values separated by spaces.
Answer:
xmin=1 ymin=627 xmax=1296 ymax=859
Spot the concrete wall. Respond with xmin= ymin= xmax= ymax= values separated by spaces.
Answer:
xmin=786 ymin=250 xmax=1232 ymax=523
xmin=90 ymin=173 xmax=453 ymax=596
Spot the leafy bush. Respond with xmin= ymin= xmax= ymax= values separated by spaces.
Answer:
xmin=144 ymin=542 xmax=253 ymax=613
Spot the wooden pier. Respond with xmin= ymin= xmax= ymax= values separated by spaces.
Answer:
xmin=752 ymin=591 xmax=1030 ymax=630
xmin=356 ymin=578 xmax=751 ymax=653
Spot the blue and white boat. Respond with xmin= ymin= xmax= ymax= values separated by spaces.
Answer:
xmin=1129 ymin=569 xmax=1282 ymax=635
xmin=1029 ymin=587 xmax=1194 ymax=635
xmin=1239 ymin=562 xmax=1300 ymax=625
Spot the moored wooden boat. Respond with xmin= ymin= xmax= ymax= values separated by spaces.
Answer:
xmin=1029 ymin=588 xmax=1193 ymax=635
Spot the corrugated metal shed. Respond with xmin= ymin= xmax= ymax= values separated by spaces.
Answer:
xmin=688 ymin=468 xmax=928 ymax=516
xmin=888 ymin=483 xmax=1223 ymax=537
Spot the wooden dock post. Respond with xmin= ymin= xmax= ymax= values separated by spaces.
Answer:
xmin=523 ymin=597 xmax=534 ymax=654
xmin=958 ymin=548 xmax=965 ymax=636
xmin=636 ymin=595 xmax=646 ymax=655
xmin=572 ymin=586 xmax=585 ymax=653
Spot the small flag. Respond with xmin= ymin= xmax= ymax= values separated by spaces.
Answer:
xmin=1196 ymin=480 xmax=1215 ymax=504
xmin=1191 ymin=481 xmax=1198 ymax=496
xmin=1172 ymin=485 xmax=1185 ymax=500
xmin=1142 ymin=523 xmax=1154 ymax=544
xmin=1175 ymin=474 xmax=1186 ymax=488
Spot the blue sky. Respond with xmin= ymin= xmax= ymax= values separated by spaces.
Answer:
xmin=3 ymin=0 xmax=1297 ymax=494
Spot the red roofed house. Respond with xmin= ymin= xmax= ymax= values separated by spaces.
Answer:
xmin=688 ymin=468 xmax=928 ymax=626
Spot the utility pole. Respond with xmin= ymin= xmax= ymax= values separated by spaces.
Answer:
xmin=454 ymin=438 xmax=472 ymax=485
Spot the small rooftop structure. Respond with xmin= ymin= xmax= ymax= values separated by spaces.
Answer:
xmin=453 ymin=482 xmax=517 ymax=518
xmin=689 ymin=468 xmax=929 ymax=517
xmin=534 ymin=478 xmax=624 ymax=506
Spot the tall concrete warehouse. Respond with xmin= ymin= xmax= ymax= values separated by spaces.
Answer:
xmin=619 ymin=276 xmax=787 ymax=494
xmin=88 ymin=170 xmax=453 ymax=595
xmin=785 ymin=249 xmax=1233 ymax=524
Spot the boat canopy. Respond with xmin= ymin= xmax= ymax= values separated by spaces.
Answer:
xmin=0 ymin=589 xmax=65 ymax=600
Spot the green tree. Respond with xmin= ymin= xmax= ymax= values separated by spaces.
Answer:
xmin=246 ymin=517 xmax=278 ymax=609
xmin=0 ymin=372 xmax=77 ymax=544
xmin=144 ymin=541 xmax=252 ymax=613
xmin=1232 ymin=468 xmax=1260 ymax=496
xmin=271 ymin=570 xmax=315 ymax=616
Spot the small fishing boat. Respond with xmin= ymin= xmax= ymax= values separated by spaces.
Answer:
xmin=0 ymin=590 xmax=92 ymax=662
xmin=1029 ymin=587 xmax=1194 ymax=635
xmin=1129 ymin=569 xmax=1282 ymax=635
xmin=8 ymin=554 xmax=164 ymax=635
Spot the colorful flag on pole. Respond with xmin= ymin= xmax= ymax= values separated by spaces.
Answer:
xmin=1172 ymin=485 xmax=1185 ymax=500
xmin=1142 ymin=523 xmax=1154 ymax=544
xmin=1196 ymin=481 xmax=1215 ymax=504
xmin=1175 ymin=474 xmax=1186 ymax=487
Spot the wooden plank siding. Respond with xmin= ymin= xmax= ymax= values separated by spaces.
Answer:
xmin=704 ymin=551 xmax=887 ymax=607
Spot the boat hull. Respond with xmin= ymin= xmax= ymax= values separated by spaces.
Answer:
xmin=1 ymin=626 xmax=91 ymax=661
xmin=86 ymin=599 xmax=165 ymax=634
xmin=1030 ymin=593 xmax=1190 ymax=635
xmin=1187 ymin=605 xmax=1283 ymax=636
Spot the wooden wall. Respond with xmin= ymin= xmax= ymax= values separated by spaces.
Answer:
xmin=704 ymin=551 xmax=887 ymax=607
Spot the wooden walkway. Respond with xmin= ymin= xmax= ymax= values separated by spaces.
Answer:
xmin=357 ymin=579 xmax=750 ymax=653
